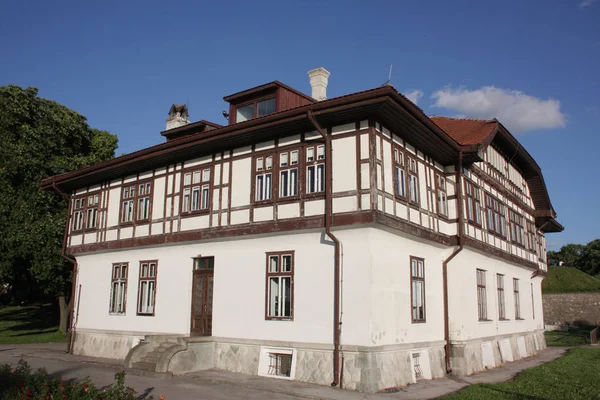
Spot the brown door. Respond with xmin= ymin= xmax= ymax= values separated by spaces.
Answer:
xmin=191 ymin=257 xmax=214 ymax=336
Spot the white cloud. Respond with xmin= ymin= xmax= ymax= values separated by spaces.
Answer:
xmin=580 ymin=0 xmax=596 ymax=8
xmin=404 ymin=89 xmax=423 ymax=105
xmin=430 ymin=86 xmax=567 ymax=133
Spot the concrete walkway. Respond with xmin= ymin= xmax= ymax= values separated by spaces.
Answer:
xmin=0 ymin=343 xmax=567 ymax=399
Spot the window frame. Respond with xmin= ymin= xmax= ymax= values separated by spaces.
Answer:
xmin=514 ymin=278 xmax=522 ymax=319
xmin=109 ymin=262 xmax=128 ymax=315
xmin=485 ymin=193 xmax=507 ymax=238
xmin=265 ymin=251 xmax=295 ymax=321
xmin=497 ymin=274 xmax=507 ymax=320
xmin=71 ymin=192 xmax=101 ymax=233
xmin=119 ymin=180 xmax=153 ymax=225
xmin=180 ymin=166 xmax=213 ymax=216
xmin=407 ymin=155 xmax=420 ymax=205
xmin=527 ymin=221 xmax=538 ymax=254
xmin=477 ymin=269 xmax=488 ymax=321
xmin=234 ymin=96 xmax=277 ymax=123
xmin=305 ymin=144 xmax=326 ymax=196
xmin=509 ymin=209 xmax=526 ymax=248
xmin=410 ymin=256 xmax=426 ymax=323
xmin=464 ymin=179 xmax=482 ymax=226
xmin=137 ymin=260 xmax=158 ymax=316
xmin=435 ymin=174 xmax=448 ymax=218
xmin=393 ymin=147 xmax=407 ymax=200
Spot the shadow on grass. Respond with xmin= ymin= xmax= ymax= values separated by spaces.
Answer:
xmin=0 ymin=305 xmax=58 ymax=333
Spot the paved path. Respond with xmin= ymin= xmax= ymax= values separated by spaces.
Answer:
xmin=0 ymin=343 xmax=567 ymax=399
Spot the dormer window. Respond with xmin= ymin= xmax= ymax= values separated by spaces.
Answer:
xmin=236 ymin=98 xmax=276 ymax=122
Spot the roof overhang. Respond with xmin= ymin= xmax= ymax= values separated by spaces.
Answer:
xmin=41 ymin=86 xmax=461 ymax=192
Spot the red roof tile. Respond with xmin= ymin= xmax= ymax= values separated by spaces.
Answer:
xmin=430 ymin=116 xmax=498 ymax=146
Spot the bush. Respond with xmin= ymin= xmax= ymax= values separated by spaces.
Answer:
xmin=0 ymin=360 xmax=152 ymax=400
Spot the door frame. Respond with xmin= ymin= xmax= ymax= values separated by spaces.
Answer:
xmin=190 ymin=256 xmax=214 ymax=336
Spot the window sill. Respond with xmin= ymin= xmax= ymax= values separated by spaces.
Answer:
xmin=180 ymin=210 xmax=211 ymax=218
xmin=499 ymin=318 xmax=511 ymax=322
xmin=478 ymin=319 xmax=493 ymax=323
xmin=411 ymin=320 xmax=427 ymax=324
xmin=109 ymin=312 xmax=126 ymax=316
xmin=467 ymin=220 xmax=483 ymax=228
xmin=265 ymin=317 xmax=293 ymax=321
xmin=71 ymin=228 xmax=100 ymax=234
xmin=515 ymin=318 xmax=525 ymax=321
xmin=137 ymin=313 xmax=155 ymax=317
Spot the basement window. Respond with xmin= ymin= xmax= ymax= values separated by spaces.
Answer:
xmin=268 ymin=353 xmax=292 ymax=377
xmin=258 ymin=347 xmax=296 ymax=380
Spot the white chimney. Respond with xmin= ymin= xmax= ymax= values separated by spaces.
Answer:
xmin=308 ymin=67 xmax=330 ymax=101
xmin=165 ymin=104 xmax=190 ymax=131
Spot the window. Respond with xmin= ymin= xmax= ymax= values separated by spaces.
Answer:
xmin=476 ymin=269 xmax=488 ymax=321
xmin=531 ymin=283 xmax=535 ymax=319
xmin=408 ymin=156 xmax=419 ymax=203
xmin=485 ymin=194 xmax=506 ymax=237
xmin=514 ymin=278 xmax=521 ymax=319
xmin=267 ymin=352 xmax=292 ymax=377
xmin=464 ymin=180 xmax=482 ymax=225
xmin=410 ymin=257 xmax=426 ymax=322
xmin=255 ymin=156 xmax=273 ymax=201
xmin=527 ymin=221 xmax=537 ymax=253
xmin=236 ymin=98 xmax=276 ymax=122
xmin=436 ymin=174 xmax=448 ymax=217
xmin=182 ymin=168 xmax=211 ymax=214
xmin=497 ymin=274 xmax=506 ymax=320
xmin=266 ymin=252 xmax=294 ymax=320
xmin=71 ymin=193 xmax=100 ymax=231
xmin=109 ymin=263 xmax=128 ymax=314
xmin=509 ymin=210 xmax=526 ymax=247
xmin=393 ymin=148 xmax=406 ymax=198
xmin=279 ymin=150 xmax=298 ymax=198
xmin=120 ymin=181 xmax=152 ymax=223
xmin=137 ymin=261 xmax=157 ymax=315
xmin=306 ymin=145 xmax=325 ymax=194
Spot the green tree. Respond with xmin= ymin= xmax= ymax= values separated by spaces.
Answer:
xmin=578 ymin=239 xmax=600 ymax=276
xmin=559 ymin=243 xmax=585 ymax=267
xmin=0 ymin=85 xmax=117 ymax=333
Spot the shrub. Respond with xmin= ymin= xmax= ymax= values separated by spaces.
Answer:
xmin=0 ymin=360 xmax=149 ymax=400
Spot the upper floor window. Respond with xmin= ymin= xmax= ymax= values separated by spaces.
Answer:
xmin=236 ymin=98 xmax=276 ymax=122
xmin=120 ymin=181 xmax=152 ymax=224
xmin=255 ymin=155 xmax=273 ymax=202
xmin=394 ymin=148 xmax=406 ymax=198
xmin=436 ymin=174 xmax=448 ymax=217
xmin=464 ymin=180 xmax=482 ymax=225
xmin=279 ymin=150 xmax=299 ymax=198
xmin=527 ymin=221 xmax=537 ymax=253
xmin=509 ymin=210 xmax=526 ymax=247
xmin=72 ymin=193 xmax=100 ymax=232
xmin=306 ymin=145 xmax=325 ymax=194
xmin=182 ymin=168 xmax=211 ymax=214
xmin=485 ymin=194 xmax=506 ymax=237
xmin=266 ymin=251 xmax=294 ymax=320
xmin=407 ymin=156 xmax=419 ymax=204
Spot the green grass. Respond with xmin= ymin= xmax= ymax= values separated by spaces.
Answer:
xmin=545 ymin=327 xmax=592 ymax=347
xmin=542 ymin=266 xmax=600 ymax=294
xmin=440 ymin=348 xmax=600 ymax=400
xmin=0 ymin=305 xmax=66 ymax=344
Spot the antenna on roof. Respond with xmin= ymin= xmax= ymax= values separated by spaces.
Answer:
xmin=381 ymin=64 xmax=393 ymax=87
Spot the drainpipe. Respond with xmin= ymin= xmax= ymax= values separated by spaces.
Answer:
xmin=441 ymin=151 xmax=464 ymax=374
xmin=51 ymin=180 xmax=79 ymax=354
xmin=307 ymin=110 xmax=343 ymax=387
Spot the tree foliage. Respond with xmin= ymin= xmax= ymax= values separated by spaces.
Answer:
xmin=549 ymin=240 xmax=600 ymax=276
xmin=0 ymin=85 xmax=117 ymax=304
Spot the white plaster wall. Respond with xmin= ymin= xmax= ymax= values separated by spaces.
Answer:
xmin=332 ymin=137 xmax=357 ymax=193
xmin=447 ymin=247 xmax=544 ymax=342
xmin=230 ymin=158 xmax=251 ymax=207
xmin=152 ymin=177 xmax=166 ymax=220
xmin=73 ymin=229 xmax=373 ymax=346
xmin=367 ymin=229 xmax=447 ymax=346
xmin=107 ymin=188 xmax=121 ymax=228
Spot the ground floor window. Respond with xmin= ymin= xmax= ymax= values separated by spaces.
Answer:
xmin=265 ymin=251 xmax=294 ymax=320
xmin=109 ymin=263 xmax=128 ymax=314
xmin=137 ymin=260 xmax=157 ymax=315
xmin=410 ymin=257 xmax=426 ymax=322
xmin=477 ymin=269 xmax=488 ymax=320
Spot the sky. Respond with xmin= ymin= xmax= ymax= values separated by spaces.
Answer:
xmin=0 ymin=0 xmax=598 ymax=249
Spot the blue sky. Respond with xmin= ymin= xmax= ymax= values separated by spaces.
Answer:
xmin=1 ymin=0 xmax=598 ymax=249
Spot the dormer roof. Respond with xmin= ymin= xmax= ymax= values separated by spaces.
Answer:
xmin=223 ymin=81 xmax=315 ymax=104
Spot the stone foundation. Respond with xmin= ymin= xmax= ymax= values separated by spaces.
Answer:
xmin=450 ymin=330 xmax=546 ymax=376
xmin=71 ymin=329 xmax=145 ymax=359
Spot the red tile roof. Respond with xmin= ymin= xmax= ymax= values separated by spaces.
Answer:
xmin=430 ymin=116 xmax=498 ymax=146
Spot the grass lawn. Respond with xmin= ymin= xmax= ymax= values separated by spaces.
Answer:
xmin=0 ymin=305 xmax=66 ymax=344
xmin=440 ymin=348 xmax=600 ymax=400
xmin=542 ymin=266 xmax=600 ymax=294
xmin=545 ymin=326 xmax=592 ymax=347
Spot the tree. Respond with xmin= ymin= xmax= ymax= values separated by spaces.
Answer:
xmin=0 ymin=85 xmax=117 ymax=333
xmin=578 ymin=239 xmax=600 ymax=276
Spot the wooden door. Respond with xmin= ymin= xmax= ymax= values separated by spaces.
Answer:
xmin=191 ymin=257 xmax=214 ymax=336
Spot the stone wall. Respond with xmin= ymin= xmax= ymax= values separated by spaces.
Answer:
xmin=543 ymin=293 xmax=600 ymax=326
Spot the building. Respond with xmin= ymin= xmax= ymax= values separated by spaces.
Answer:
xmin=42 ymin=68 xmax=563 ymax=392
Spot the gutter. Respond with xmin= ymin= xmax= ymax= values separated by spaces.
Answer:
xmin=51 ymin=180 xmax=78 ymax=354
xmin=441 ymin=151 xmax=464 ymax=374
xmin=307 ymin=110 xmax=343 ymax=388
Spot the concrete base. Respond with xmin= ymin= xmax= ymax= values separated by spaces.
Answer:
xmin=71 ymin=330 xmax=145 ymax=359
xmin=450 ymin=330 xmax=546 ymax=377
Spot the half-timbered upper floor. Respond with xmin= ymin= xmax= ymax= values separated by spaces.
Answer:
xmin=42 ymin=69 xmax=563 ymax=273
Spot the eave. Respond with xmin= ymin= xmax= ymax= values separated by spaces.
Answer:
xmin=41 ymin=86 xmax=461 ymax=193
